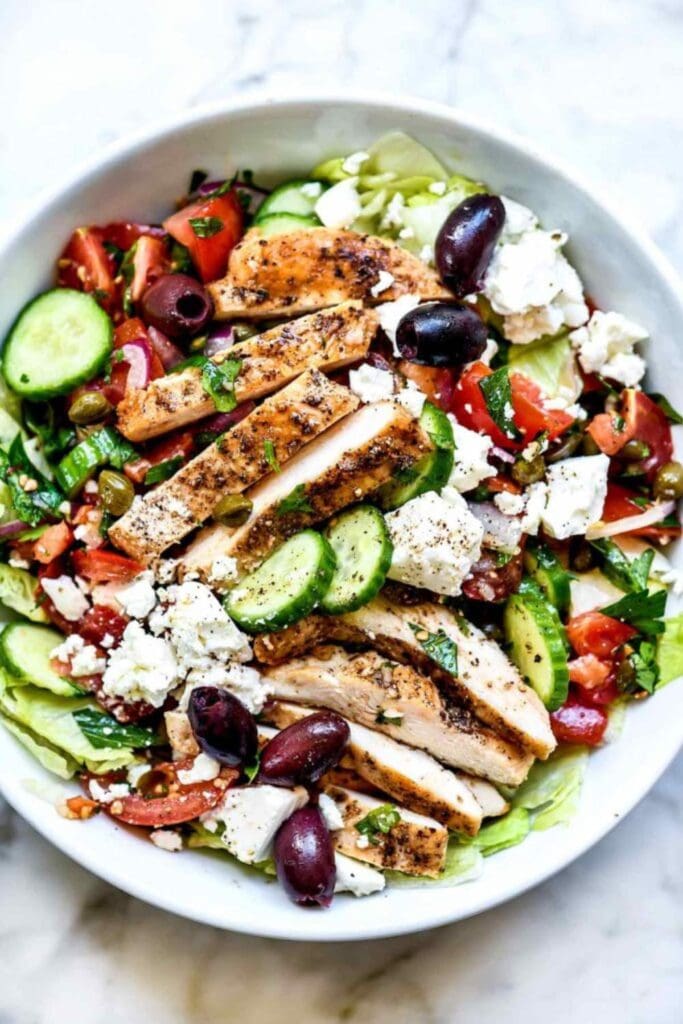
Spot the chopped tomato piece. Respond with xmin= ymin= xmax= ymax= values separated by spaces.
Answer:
xmin=57 ymin=228 xmax=118 ymax=313
xmin=573 ymin=677 xmax=621 ymax=707
xmin=164 ymin=191 xmax=244 ymax=282
xmin=124 ymin=430 xmax=194 ymax=485
xmin=483 ymin=476 xmax=522 ymax=495
xmin=72 ymin=549 xmax=143 ymax=584
xmin=568 ymin=654 xmax=613 ymax=689
xmin=588 ymin=390 xmax=673 ymax=479
xmin=98 ymin=222 xmax=166 ymax=252
xmin=79 ymin=605 xmax=129 ymax=646
xmin=461 ymin=549 xmax=524 ymax=602
xmin=510 ymin=373 xmax=575 ymax=441
xmin=550 ymin=698 xmax=608 ymax=746
xmin=127 ymin=235 xmax=170 ymax=303
xmin=33 ymin=523 xmax=74 ymax=564
xmin=398 ymin=362 xmax=460 ymax=411
xmin=566 ymin=611 xmax=637 ymax=660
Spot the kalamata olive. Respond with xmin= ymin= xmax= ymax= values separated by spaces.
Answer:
xmin=435 ymin=194 xmax=506 ymax=297
xmin=653 ymin=460 xmax=683 ymax=500
xmin=140 ymin=274 xmax=213 ymax=339
xmin=187 ymin=687 xmax=257 ymax=767
xmin=395 ymin=301 xmax=488 ymax=368
xmin=258 ymin=711 xmax=350 ymax=787
xmin=274 ymin=805 xmax=336 ymax=907
xmin=68 ymin=391 xmax=112 ymax=424
xmin=98 ymin=470 xmax=135 ymax=517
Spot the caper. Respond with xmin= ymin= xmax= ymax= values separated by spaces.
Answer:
xmin=653 ymin=461 xmax=683 ymax=501
xmin=546 ymin=431 xmax=584 ymax=464
xmin=98 ymin=470 xmax=135 ymax=517
xmin=512 ymin=454 xmax=546 ymax=486
xmin=581 ymin=433 xmax=601 ymax=457
xmin=621 ymin=439 xmax=650 ymax=461
xmin=68 ymin=391 xmax=113 ymax=425
xmin=213 ymin=493 xmax=253 ymax=526
xmin=570 ymin=540 xmax=596 ymax=573
xmin=616 ymin=657 xmax=636 ymax=693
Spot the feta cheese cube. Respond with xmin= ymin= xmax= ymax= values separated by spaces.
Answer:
xmin=569 ymin=310 xmax=648 ymax=386
xmin=541 ymin=454 xmax=610 ymax=539
xmin=208 ymin=555 xmax=239 ymax=588
xmin=444 ymin=418 xmax=493 ymax=493
xmin=319 ymin=792 xmax=345 ymax=832
xmin=348 ymin=363 xmax=395 ymax=404
xmin=51 ymin=634 xmax=105 ymax=677
xmin=203 ymin=785 xmax=308 ymax=864
xmin=499 ymin=196 xmax=539 ymax=241
xmin=149 ymin=581 xmax=252 ymax=670
xmin=334 ymin=852 xmax=386 ymax=897
xmin=150 ymin=830 xmax=183 ymax=852
xmin=396 ymin=380 xmax=427 ymax=419
xmin=493 ymin=491 xmax=526 ymax=516
xmin=116 ymin=570 xmax=157 ymax=619
xmin=176 ymin=752 xmax=221 ymax=785
xmin=314 ymin=178 xmax=361 ymax=229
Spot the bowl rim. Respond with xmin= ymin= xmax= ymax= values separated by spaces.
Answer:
xmin=0 ymin=90 xmax=681 ymax=941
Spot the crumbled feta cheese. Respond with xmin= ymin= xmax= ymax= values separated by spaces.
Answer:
xmin=380 ymin=192 xmax=405 ymax=230
xmin=520 ymin=481 xmax=549 ymax=535
xmin=356 ymin=834 xmax=371 ymax=850
xmin=318 ymin=793 xmax=345 ymax=831
xmin=154 ymin=559 xmax=178 ymax=585
xmin=89 ymin=780 xmax=131 ymax=804
xmin=208 ymin=555 xmax=239 ymax=588
xmin=569 ymin=310 xmax=648 ymax=386
xmin=300 ymin=181 xmax=323 ymax=199
xmin=150 ymin=830 xmax=183 ymax=852
xmin=375 ymin=294 xmax=422 ymax=355
xmin=444 ymin=418 xmax=493 ymax=493
xmin=341 ymin=150 xmax=370 ymax=175
xmin=8 ymin=555 xmax=30 ymax=570
xmin=348 ymin=363 xmax=395 ymax=404
xmin=396 ymin=380 xmax=427 ymax=419
xmin=180 ymin=662 xmax=269 ymax=715
xmin=499 ymin=196 xmax=539 ymax=242
xmin=386 ymin=491 xmax=484 ymax=596
xmin=84 ymin=480 xmax=99 ymax=495
xmin=116 ymin=570 xmax=157 ymax=619
xmin=40 ymin=575 xmax=90 ymax=622
xmin=494 ymin=491 xmax=526 ymax=516
xmin=484 ymin=228 xmax=588 ymax=344
xmin=150 ymin=581 xmax=252 ymax=670
xmin=202 ymin=785 xmax=308 ymax=864
xmin=58 ymin=501 xmax=71 ymax=517
xmin=478 ymin=337 xmax=499 ymax=367
xmin=102 ymin=621 xmax=178 ymax=707
xmin=334 ymin=852 xmax=386 ymax=897
xmin=428 ymin=181 xmax=447 ymax=196
xmin=370 ymin=270 xmax=395 ymax=298
xmin=51 ymin=634 xmax=105 ymax=677
xmin=541 ymin=454 xmax=609 ymax=539
xmin=100 ymin=633 xmax=115 ymax=650
xmin=419 ymin=244 xmax=433 ymax=264
xmin=176 ymin=752 xmax=221 ymax=785
xmin=314 ymin=178 xmax=361 ymax=229
xmin=398 ymin=226 xmax=415 ymax=240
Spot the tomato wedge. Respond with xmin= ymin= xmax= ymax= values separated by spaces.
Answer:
xmin=461 ymin=549 xmax=524 ymax=602
xmin=33 ymin=523 xmax=74 ymax=564
xmin=98 ymin=222 xmax=166 ymax=252
xmin=127 ymin=235 xmax=170 ymax=303
xmin=588 ymin=390 xmax=673 ymax=479
xmin=57 ymin=227 xmax=117 ymax=313
xmin=566 ymin=611 xmax=637 ymax=659
xmin=164 ymin=191 xmax=244 ymax=283
xmin=72 ymin=549 xmax=143 ymax=583
xmin=550 ymin=698 xmax=608 ymax=746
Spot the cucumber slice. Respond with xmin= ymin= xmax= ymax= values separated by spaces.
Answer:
xmin=256 ymin=213 xmax=322 ymax=237
xmin=3 ymin=289 xmax=113 ymax=400
xmin=0 ymin=564 xmax=49 ymax=622
xmin=503 ymin=579 xmax=569 ymax=711
xmin=0 ymin=623 xmax=79 ymax=696
xmin=378 ymin=402 xmax=454 ymax=510
xmin=55 ymin=426 xmax=136 ymax=497
xmin=255 ymin=179 xmax=326 ymax=222
xmin=226 ymin=530 xmax=336 ymax=632
xmin=524 ymin=543 xmax=571 ymax=615
xmin=321 ymin=505 xmax=393 ymax=614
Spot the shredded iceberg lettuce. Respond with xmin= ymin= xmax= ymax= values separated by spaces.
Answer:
xmin=511 ymin=745 xmax=589 ymax=831
xmin=656 ymin=613 xmax=683 ymax=687
xmin=0 ymin=711 xmax=77 ymax=779
xmin=506 ymin=332 xmax=582 ymax=402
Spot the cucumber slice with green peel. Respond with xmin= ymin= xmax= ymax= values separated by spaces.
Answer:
xmin=55 ymin=425 xmax=137 ymax=497
xmin=226 ymin=530 xmax=336 ymax=633
xmin=3 ymin=289 xmax=113 ymax=400
xmin=321 ymin=505 xmax=393 ymax=614
xmin=256 ymin=213 xmax=322 ymax=237
xmin=524 ymin=543 xmax=572 ymax=615
xmin=377 ymin=401 xmax=454 ymax=510
xmin=0 ymin=564 xmax=49 ymax=622
xmin=504 ymin=580 xmax=569 ymax=711
xmin=254 ymin=179 xmax=327 ymax=222
xmin=0 ymin=623 xmax=80 ymax=696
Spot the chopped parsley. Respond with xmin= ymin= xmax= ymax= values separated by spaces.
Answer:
xmin=189 ymin=216 xmax=224 ymax=238
xmin=602 ymin=588 xmax=667 ymax=636
xmin=409 ymin=622 xmax=458 ymax=675
xmin=375 ymin=708 xmax=403 ymax=726
xmin=625 ymin=638 xmax=659 ymax=695
xmin=589 ymin=538 xmax=654 ymax=593
xmin=276 ymin=484 xmax=314 ymax=517
xmin=0 ymin=435 xmax=65 ymax=527
xmin=144 ymin=456 xmax=184 ymax=485
xmin=201 ymin=358 xmax=242 ymax=413
xmin=355 ymin=804 xmax=401 ymax=845
xmin=243 ymin=753 xmax=261 ymax=784
xmin=479 ymin=367 xmax=522 ymax=440
xmin=263 ymin=440 xmax=280 ymax=473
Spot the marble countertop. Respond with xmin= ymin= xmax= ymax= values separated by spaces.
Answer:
xmin=0 ymin=0 xmax=681 ymax=1020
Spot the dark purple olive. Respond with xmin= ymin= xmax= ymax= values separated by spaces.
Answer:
xmin=187 ymin=687 xmax=257 ymax=767
xmin=274 ymin=806 xmax=336 ymax=907
xmin=395 ymin=301 xmax=488 ymax=367
xmin=435 ymin=194 xmax=506 ymax=297
xmin=140 ymin=273 xmax=213 ymax=339
xmin=258 ymin=711 xmax=350 ymax=787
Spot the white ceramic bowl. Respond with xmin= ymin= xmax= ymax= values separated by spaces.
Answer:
xmin=0 ymin=94 xmax=681 ymax=942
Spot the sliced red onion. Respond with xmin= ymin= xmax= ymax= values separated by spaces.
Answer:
xmin=205 ymin=324 xmax=236 ymax=359
xmin=120 ymin=341 xmax=153 ymax=389
xmin=468 ymin=500 xmax=524 ymax=551
xmin=197 ymin=401 xmax=256 ymax=437
xmin=0 ymin=520 xmax=29 ymax=540
xmin=491 ymin=446 xmax=515 ymax=464
xmin=147 ymin=326 xmax=184 ymax=370
xmin=586 ymin=500 xmax=676 ymax=540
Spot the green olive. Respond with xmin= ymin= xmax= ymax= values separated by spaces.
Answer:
xmin=546 ymin=431 xmax=584 ymax=464
xmin=512 ymin=454 xmax=546 ymax=486
xmin=581 ymin=433 xmax=601 ymax=456
xmin=213 ymin=493 xmax=253 ymax=527
xmin=616 ymin=657 xmax=636 ymax=693
xmin=621 ymin=439 xmax=650 ymax=461
xmin=653 ymin=461 xmax=683 ymax=501
xmin=98 ymin=470 xmax=135 ymax=517
xmin=68 ymin=391 xmax=113 ymax=425
xmin=570 ymin=541 xmax=596 ymax=573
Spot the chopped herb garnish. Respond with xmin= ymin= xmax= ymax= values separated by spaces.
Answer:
xmin=590 ymin=538 xmax=654 ymax=593
xmin=625 ymin=638 xmax=659 ymax=695
xmin=72 ymin=708 xmax=159 ymax=750
xmin=201 ymin=358 xmax=242 ymax=413
xmin=263 ymin=440 xmax=280 ymax=473
xmin=495 ymin=551 xmax=514 ymax=567
xmin=409 ymin=622 xmax=458 ymax=675
xmin=648 ymin=393 xmax=683 ymax=425
xmin=0 ymin=434 xmax=65 ymax=527
xmin=201 ymin=174 xmax=238 ymax=200
xmin=189 ymin=216 xmax=224 ymax=238
xmin=244 ymin=753 xmax=261 ymax=784
xmin=275 ymin=483 xmax=314 ymax=517
xmin=602 ymin=588 xmax=667 ymax=636
xmin=479 ymin=367 xmax=522 ymax=440
xmin=613 ymin=415 xmax=626 ymax=433
xmin=355 ymin=804 xmax=401 ymax=845
xmin=144 ymin=456 xmax=184 ymax=485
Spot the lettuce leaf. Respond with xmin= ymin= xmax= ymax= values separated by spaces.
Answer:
xmin=385 ymin=842 xmax=483 ymax=888
xmin=656 ymin=613 xmax=683 ymax=687
xmin=188 ymin=825 xmax=277 ymax=876
xmin=0 ymin=564 xmax=49 ymax=623
xmin=507 ymin=332 xmax=581 ymax=401
xmin=512 ymin=745 xmax=588 ymax=831
xmin=0 ymin=710 xmax=77 ymax=779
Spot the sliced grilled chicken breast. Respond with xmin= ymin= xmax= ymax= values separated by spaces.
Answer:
xmin=117 ymin=302 xmax=376 ymax=443
xmin=263 ymin=700 xmax=483 ymax=834
xmin=325 ymin=785 xmax=448 ymax=878
xmin=460 ymin=776 xmax=509 ymax=819
xmin=263 ymin=648 xmax=534 ymax=786
xmin=208 ymin=228 xmax=451 ymax=319
xmin=109 ymin=370 xmax=357 ymax=563
xmin=181 ymin=400 xmax=429 ymax=579
xmin=253 ymin=595 xmax=555 ymax=760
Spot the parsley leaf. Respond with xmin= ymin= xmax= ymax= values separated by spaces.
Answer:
xmin=72 ymin=708 xmax=159 ymax=750
xmin=243 ymin=753 xmax=261 ymax=784
xmin=409 ymin=622 xmax=458 ymax=675
xmin=625 ymin=638 xmax=659 ymax=695
xmin=590 ymin=538 xmax=654 ymax=593
xmin=201 ymin=358 xmax=242 ymax=413
xmin=355 ymin=804 xmax=401 ymax=845
xmin=0 ymin=435 xmax=65 ymax=527
xmin=602 ymin=588 xmax=667 ymax=635
xmin=144 ymin=456 xmax=184 ymax=485
xmin=263 ymin=440 xmax=280 ymax=473
xmin=276 ymin=484 xmax=314 ymax=517
xmin=189 ymin=216 xmax=224 ymax=238
xmin=648 ymin=392 xmax=683 ymax=425
xmin=479 ymin=367 xmax=522 ymax=440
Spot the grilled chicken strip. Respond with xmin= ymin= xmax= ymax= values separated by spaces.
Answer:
xmin=181 ymin=400 xmax=429 ymax=579
xmin=253 ymin=596 xmax=555 ymax=760
xmin=116 ymin=302 xmax=376 ymax=443
xmin=263 ymin=700 xmax=484 ymax=834
xmin=208 ymin=228 xmax=451 ymax=319
xmin=263 ymin=648 xmax=534 ymax=786
xmin=325 ymin=785 xmax=448 ymax=878
xmin=109 ymin=370 xmax=357 ymax=563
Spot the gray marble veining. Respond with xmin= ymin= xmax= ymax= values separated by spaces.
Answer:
xmin=0 ymin=0 xmax=682 ymax=1021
